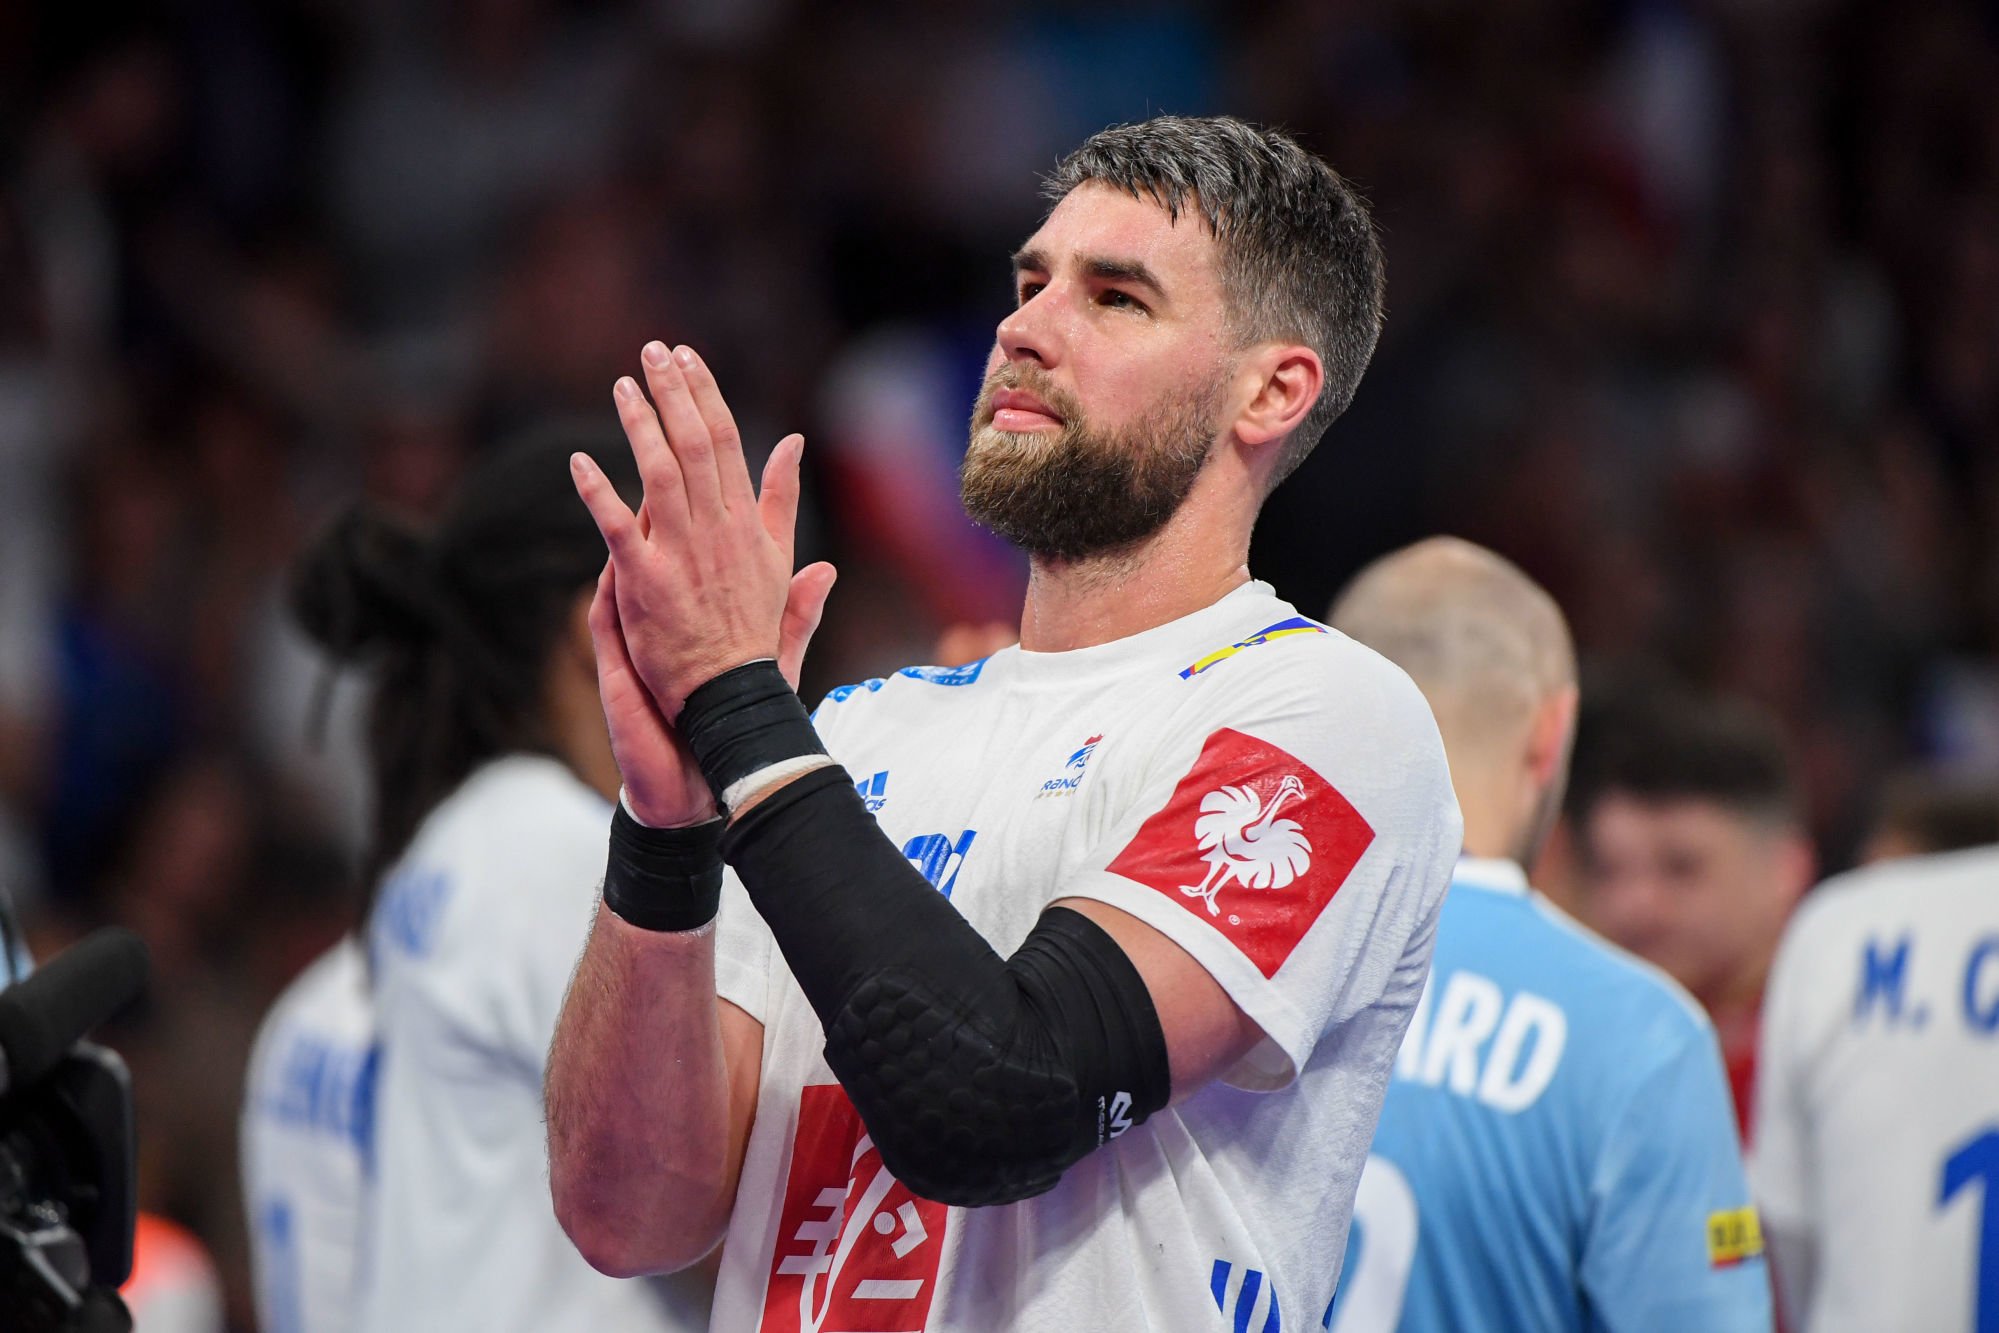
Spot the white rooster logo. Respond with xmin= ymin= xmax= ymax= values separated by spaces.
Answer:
xmin=1180 ymin=774 xmax=1313 ymax=916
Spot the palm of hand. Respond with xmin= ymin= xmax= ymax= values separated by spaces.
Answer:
xmin=573 ymin=343 xmax=836 ymax=826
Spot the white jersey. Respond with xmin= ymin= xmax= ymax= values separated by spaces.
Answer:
xmin=358 ymin=755 xmax=711 ymax=1333
xmin=714 ymin=581 xmax=1461 ymax=1333
xmin=1751 ymin=845 xmax=1999 ymax=1332
xmin=242 ymin=937 xmax=372 ymax=1333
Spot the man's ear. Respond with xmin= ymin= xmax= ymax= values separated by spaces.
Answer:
xmin=1232 ymin=344 xmax=1324 ymax=450
xmin=1528 ymin=684 xmax=1580 ymax=789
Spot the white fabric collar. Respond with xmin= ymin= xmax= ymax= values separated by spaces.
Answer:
xmin=1002 ymin=580 xmax=1282 ymax=686
xmin=1453 ymin=855 xmax=1530 ymax=897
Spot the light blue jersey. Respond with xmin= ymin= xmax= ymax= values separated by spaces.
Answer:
xmin=1328 ymin=858 xmax=1772 ymax=1333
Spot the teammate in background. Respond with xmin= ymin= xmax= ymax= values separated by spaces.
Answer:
xmin=547 ymin=116 xmax=1461 ymax=1331
xmin=1568 ymin=689 xmax=1814 ymax=1136
xmin=1859 ymin=768 xmax=1999 ymax=865
xmin=1754 ymin=842 xmax=1999 ymax=1332
xmin=1324 ymin=539 xmax=1770 ymax=1333
xmin=240 ymin=934 xmax=370 ymax=1333
xmin=256 ymin=429 xmax=710 ymax=1333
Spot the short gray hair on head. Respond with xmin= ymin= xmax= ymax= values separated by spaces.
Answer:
xmin=1043 ymin=115 xmax=1386 ymax=489
xmin=1329 ymin=537 xmax=1575 ymax=757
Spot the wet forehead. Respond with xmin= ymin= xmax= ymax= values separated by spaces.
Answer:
xmin=1019 ymin=183 xmax=1225 ymax=301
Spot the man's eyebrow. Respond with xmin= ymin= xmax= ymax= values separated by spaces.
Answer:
xmin=1080 ymin=256 xmax=1165 ymax=297
xmin=1008 ymin=250 xmax=1167 ymax=300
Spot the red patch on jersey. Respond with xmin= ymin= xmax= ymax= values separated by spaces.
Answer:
xmin=759 ymin=1083 xmax=949 ymax=1333
xmin=1106 ymin=727 xmax=1374 ymax=978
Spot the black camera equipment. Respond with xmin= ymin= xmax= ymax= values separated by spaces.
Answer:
xmin=0 ymin=928 xmax=150 ymax=1333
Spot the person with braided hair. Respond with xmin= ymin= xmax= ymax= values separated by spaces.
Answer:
xmin=241 ymin=427 xmax=732 ymax=1333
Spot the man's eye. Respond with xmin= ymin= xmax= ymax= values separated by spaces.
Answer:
xmin=1017 ymin=282 xmax=1045 ymax=304
xmin=1100 ymin=289 xmax=1145 ymax=312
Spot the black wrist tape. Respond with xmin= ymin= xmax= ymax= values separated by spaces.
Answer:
xmin=677 ymin=660 xmax=826 ymax=808
xmin=601 ymin=804 xmax=725 ymax=932
xmin=721 ymin=766 xmax=1172 ymax=1206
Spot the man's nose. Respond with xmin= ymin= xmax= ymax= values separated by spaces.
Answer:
xmin=994 ymin=286 xmax=1063 ymax=370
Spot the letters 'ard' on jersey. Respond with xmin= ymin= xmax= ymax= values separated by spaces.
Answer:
xmin=1107 ymin=727 xmax=1376 ymax=978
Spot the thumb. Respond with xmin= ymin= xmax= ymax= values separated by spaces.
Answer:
xmin=777 ymin=561 xmax=838 ymax=689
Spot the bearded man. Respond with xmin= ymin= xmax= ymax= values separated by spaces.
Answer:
xmin=545 ymin=115 xmax=1462 ymax=1333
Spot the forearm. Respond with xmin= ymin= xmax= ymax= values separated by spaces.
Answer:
xmin=721 ymin=765 xmax=1169 ymax=1205
xmin=546 ymin=906 xmax=738 ymax=1275
xmin=578 ymin=661 xmax=1163 ymax=1208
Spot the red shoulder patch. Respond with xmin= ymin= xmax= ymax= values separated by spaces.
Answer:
xmin=1106 ymin=727 xmax=1374 ymax=978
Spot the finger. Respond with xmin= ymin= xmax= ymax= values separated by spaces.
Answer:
xmin=591 ymin=562 xmax=665 ymax=709
xmin=757 ymin=433 xmax=805 ymax=565
xmin=588 ymin=562 xmax=623 ymax=654
xmin=571 ymin=453 xmax=647 ymax=564
xmin=776 ymin=561 xmax=838 ymax=688
xmin=613 ymin=375 xmax=690 ymax=537
xmin=673 ymin=345 xmax=756 ymax=512
xmin=640 ymin=341 xmax=725 ymax=523
xmin=588 ymin=564 xmax=640 ymax=698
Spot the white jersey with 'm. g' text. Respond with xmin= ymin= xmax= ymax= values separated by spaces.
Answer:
xmin=713 ymin=581 xmax=1462 ymax=1333
xmin=359 ymin=756 xmax=711 ymax=1333
xmin=1751 ymin=844 xmax=1999 ymax=1332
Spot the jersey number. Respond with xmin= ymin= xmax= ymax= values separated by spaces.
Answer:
xmin=1941 ymin=1127 xmax=1999 ymax=1333
xmin=1324 ymin=1155 xmax=1417 ymax=1331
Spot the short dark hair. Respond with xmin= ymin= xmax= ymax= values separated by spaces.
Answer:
xmin=1567 ymin=682 xmax=1801 ymax=828
xmin=1043 ymin=115 xmax=1385 ymax=487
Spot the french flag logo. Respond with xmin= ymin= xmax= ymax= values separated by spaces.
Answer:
xmin=1211 ymin=1259 xmax=1282 ymax=1332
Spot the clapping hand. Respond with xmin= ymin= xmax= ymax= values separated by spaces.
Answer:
xmin=573 ymin=342 xmax=836 ymax=827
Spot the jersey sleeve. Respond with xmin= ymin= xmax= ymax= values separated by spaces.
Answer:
xmin=1055 ymin=640 xmax=1462 ymax=1089
xmin=1582 ymin=1015 xmax=1773 ymax=1332
xmin=1747 ymin=898 xmax=1824 ymax=1239
xmin=239 ymin=1012 xmax=280 ymax=1319
xmin=714 ymin=867 xmax=776 ymax=1023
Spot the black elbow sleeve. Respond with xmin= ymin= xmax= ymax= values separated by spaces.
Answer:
xmin=722 ymin=770 xmax=1172 ymax=1206
xmin=825 ymin=908 xmax=1168 ymax=1206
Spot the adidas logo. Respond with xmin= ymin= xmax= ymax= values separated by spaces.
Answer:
xmin=854 ymin=771 xmax=889 ymax=813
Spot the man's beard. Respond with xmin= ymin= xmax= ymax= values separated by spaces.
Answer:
xmin=960 ymin=366 xmax=1223 ymax=563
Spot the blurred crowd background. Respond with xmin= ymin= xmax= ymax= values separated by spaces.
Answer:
xmin=3 ymin=0 xmax=1998 ymax=1326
